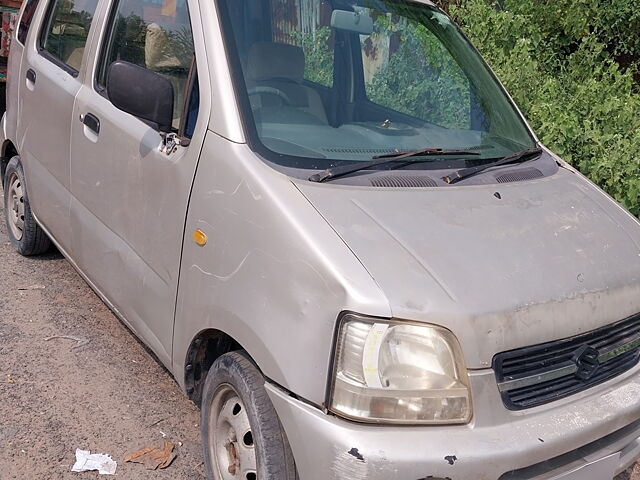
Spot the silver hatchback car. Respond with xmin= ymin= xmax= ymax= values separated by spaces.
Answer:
xmin=3 ymin=0 xmax=640 ymax=478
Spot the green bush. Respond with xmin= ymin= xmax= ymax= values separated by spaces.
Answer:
xmin=365 ymin=14 xmax=471 ymax=129
xmin=446 ymin=0 xmax=640 ymax=215
xmin=291 ymin=27 xmax=334 ymax=88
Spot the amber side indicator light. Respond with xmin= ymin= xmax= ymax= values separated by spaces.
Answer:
xmin=193 ymin=229 xmax=207 ymax=247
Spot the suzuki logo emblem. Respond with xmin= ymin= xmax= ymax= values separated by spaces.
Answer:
xmin=574 ymin=346 xmax=600 ymax=381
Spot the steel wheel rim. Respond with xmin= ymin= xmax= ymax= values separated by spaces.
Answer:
xmin=6 ymin=172 xmax=25 ymax=241
xmin=208 ymin=384 xmax=257 ymax=480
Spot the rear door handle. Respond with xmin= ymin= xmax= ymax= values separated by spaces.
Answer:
xmin=26 ymin=68 xmax=36 ymax=84
xmin=81 ymin=113 xmax=100 ymax=135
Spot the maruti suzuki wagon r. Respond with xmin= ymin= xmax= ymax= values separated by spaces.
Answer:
xmin=3 ymin=0 xmax=640 ymax=478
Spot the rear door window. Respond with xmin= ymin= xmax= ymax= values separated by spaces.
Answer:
xmin=96 ymin=0 xmax=195 ymax=129
xmin=40 ymin=0 xmax=99 ymax=73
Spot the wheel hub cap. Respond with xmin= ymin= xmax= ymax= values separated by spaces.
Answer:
xmin=209 ymin=384 xmax=257 ymax=480
xmin=6 ymin=173 xmax=25 ymax=241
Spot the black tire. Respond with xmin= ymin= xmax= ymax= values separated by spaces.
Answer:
xmin=201 ymin=351 xmax=298 ymax=480
xmin=3 ymin=157 xmax=51 ymax=256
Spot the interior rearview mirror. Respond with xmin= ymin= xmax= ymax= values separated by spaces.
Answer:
xmin=331 ymin=9 xmax=374 ymax=35
xmin=106 ymin=61 xmax=174 ymax=133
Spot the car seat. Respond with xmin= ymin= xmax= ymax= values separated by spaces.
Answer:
xmin=245 ymin=42 xmax=328 ymax=124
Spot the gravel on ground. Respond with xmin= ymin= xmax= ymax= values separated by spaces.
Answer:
xmin=0 ymin=196 xmax=204 ymax=479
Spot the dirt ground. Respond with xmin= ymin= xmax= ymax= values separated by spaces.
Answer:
xmin=0 ymin=200 xmax=204 ymax=478
xmin=0 ymin=192 xmax=637 ymax=480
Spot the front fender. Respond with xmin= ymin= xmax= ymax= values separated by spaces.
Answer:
xmin=172 ymin=133 xmax=390 ymax=405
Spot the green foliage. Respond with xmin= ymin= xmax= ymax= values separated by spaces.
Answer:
xmin=298 ymin=15 xmax=472 ymax=129
xmin=447 ymin=0 xmax=640 ymax=215
xmin=502 ymin=0 xmax=640 ymax=65
xmin=291 ymin=27 xmax=334 ymax=87
xmin=365 ymin=15 xmax=471 ymax=129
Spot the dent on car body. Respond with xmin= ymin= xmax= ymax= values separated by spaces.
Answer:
xmin=172 ymin=133 xmax=392 ymax=405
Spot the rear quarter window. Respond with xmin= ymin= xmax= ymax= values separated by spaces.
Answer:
xmin=17 ymin=0 xmax=41 ymax=44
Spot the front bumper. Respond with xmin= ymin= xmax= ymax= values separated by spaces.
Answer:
xmin=266 ymin=367 xmax=640 ymax=480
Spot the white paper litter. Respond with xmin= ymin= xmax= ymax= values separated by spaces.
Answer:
xmin=71 ymin=449 xmax=117 ymax=475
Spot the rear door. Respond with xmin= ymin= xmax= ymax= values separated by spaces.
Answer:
xmin=6 ymin=0 xmax=41 ymax=144
xmin=69 ymin=0 xmax=207 ymax=366
xmin=16 ymin=0 xmax=98 ymax=251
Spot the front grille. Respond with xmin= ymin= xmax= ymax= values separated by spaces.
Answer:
xmin=493 ymin=312 xmax=640 ymax=410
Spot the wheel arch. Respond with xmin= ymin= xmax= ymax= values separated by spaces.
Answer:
xmin=1 ymin=140 xmax=18 ymax=188
xmin=184 ymin=328 xmax=245 ymax=406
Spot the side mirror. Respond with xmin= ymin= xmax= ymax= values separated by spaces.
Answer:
xmin=106 ymin=60 xmax=174 ymax=133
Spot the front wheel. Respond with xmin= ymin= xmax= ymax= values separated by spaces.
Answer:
xmin=3 ymin=157 xmax=50 ymax=256
xmin=201 ymin=351 xmax=298 ymax=480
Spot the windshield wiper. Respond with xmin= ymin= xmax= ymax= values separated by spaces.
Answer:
xmin=371 ymin=147 xmax=481 ymax=160
xmin=308 ymin=148 xmax=481 ymax=183
xmin=442 ymin=147 xmax=543 ymax=184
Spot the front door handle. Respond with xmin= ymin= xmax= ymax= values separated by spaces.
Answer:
xmin=81 ymin=113 xmax=100 ymax=135
xmin=26 ymin=68 xmax=36 ymax=84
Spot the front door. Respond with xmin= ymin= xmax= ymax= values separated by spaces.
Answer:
xmin=69 ymin=0 xmax=205 ymax=365
xmin=17 ymin=0 xmax=99 ymax=251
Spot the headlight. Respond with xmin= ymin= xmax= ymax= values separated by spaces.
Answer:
xmin=329 ymin=314 xmax=472 ymax=424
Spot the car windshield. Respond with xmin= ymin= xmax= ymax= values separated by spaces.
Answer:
xmin=217 ymin=0 xmax=536 ymax=170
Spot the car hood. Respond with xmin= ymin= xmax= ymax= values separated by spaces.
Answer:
xmin=294 ymin=168 xmax=640 ymax=368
